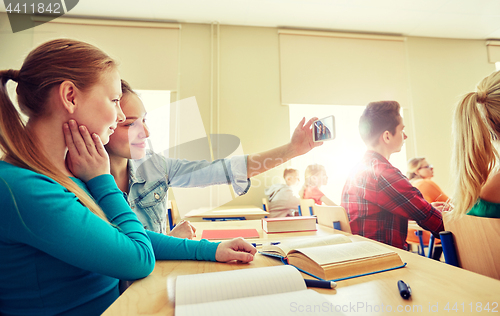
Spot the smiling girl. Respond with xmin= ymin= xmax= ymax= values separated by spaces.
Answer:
xmin=105 ymin=80 xmax=324 ymax=238
xmin=0 ymin=39 xmax=256 ymax=315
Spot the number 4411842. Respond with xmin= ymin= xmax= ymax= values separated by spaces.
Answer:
xmin=5 ymin=2 xmax=62 ymax=14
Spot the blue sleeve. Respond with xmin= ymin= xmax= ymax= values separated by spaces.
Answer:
xmin=146 ymin=231 xmax=220 ymax=261
xmin=1 ymin=173 xmax=155 ymax=280
xmin=164 ymin=155 xmax=251 ymax=196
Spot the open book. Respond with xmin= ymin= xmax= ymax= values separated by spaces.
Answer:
xmin=175 ymin=265 xmax=345 ymax=316
xmin=261 ymin=235 xmax=405 ymax=281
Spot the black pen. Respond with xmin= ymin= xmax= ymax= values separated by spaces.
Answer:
xmin=398 ymin=280 xmax=411 ymax=299
xmin=304 ymin=279 xmax=337 ymax=289
xmin=251 ymin=241 xmax=281 ymax=247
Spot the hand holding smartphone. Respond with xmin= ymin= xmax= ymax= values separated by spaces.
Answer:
xmin=313 ymin=115 xmax=335 ymax=142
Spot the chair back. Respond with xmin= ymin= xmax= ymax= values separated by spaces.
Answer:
xmin=443 ymin=213 xmax=500 ymax=280
xmin=167 ymin=200 xmax=182 ymax=230
xmin=313 ymin=205 xmax=352 ymax=234
xmin=262 ymin=198 xmax=270 ymax=212
xmin=299 ymin=199 xmax=315 ymax=216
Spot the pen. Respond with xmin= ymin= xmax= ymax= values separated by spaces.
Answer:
xmin=304 ymin=279 xmax=337 ymax=289
xmin=397 ymin=280 xmax=411 ymax=299
xmin=251 ymin=242 xmax=281 ymax=247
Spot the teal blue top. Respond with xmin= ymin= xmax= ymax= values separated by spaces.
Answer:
xmin=0 ymin=161 xmax=219 ymax=316
xmin=467 ymin=198 xmax=500 ymax=218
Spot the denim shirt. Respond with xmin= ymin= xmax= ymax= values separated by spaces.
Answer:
xmin=125 ymin=151 xmax=251 ymax=233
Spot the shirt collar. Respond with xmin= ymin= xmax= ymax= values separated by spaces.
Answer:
xmin=365 ymin=150 xmax=390 ymax=164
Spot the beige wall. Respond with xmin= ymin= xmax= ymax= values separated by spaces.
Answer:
xmin=406 ymin=37 xmax=495 ymax=195
xmin=1 ymin=13 xmax=496 ymax=206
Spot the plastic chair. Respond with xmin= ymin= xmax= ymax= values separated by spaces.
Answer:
xmin=313 ymin=205 xmax=352 ymax=234
xmin=298 ymin=199 xmax=315 ymax=216
xmin=407 ymin=228 xmax=441 ymax=258
xmin=167 ymin=200 xmax=181 ymax=231
xmin=262 ymin=198 xmax=269 ymax=212
xmin=443 ymin=213 xmax=500 ymax=280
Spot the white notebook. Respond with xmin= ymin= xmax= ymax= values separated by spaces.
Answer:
xmin=175 ymin=265 xmax=345 ymax=316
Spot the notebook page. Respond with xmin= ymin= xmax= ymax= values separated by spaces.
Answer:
xmin=176 ymin=289 xmax=345 ymax=316
xmin=175 ymin=265 xmax=306 ymax=306
xmin=293 ymin=241 xmax=393 ymax=266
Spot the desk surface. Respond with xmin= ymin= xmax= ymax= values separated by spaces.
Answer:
xmin=103 ymin=221 xmax=500 ymax=315
xmin=183 ymin=205 xmax=269 ymax=220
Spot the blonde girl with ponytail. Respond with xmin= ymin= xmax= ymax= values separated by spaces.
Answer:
xmin=452 ymin=70 xmax=500 ymax=218
xmin=0 ymin=39 xmax=255 ymax=315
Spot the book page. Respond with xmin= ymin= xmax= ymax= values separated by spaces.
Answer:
xmin=261 ymin=234 xmax=351 ymax=257
xmin=175 ymin=265 xmax=306 ymax=306
xmin=176 ymin=289 xmax=345 ymax=316
xmin=291 ymin=241 xmax=394 ymax=266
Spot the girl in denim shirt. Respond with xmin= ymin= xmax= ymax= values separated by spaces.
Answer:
xmin=105 ymin=81 xmax=323 ymax=237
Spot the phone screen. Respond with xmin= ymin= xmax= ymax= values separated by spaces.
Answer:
xmin=313 ymin=115 xmax=335 ymax=142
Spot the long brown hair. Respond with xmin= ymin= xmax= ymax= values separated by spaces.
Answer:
xmin=452 ymin=70 xmax=500 ymax=217
xmin=0 ymin=39 xmax=117 ymax=222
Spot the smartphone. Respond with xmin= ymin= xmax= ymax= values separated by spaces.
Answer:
xmin=313 ymin=115 xmax=335 ymax=142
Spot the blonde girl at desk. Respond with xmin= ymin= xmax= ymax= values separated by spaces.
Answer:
xmin=0 ymin=39 xmax=263 ymax=315
xmin=105 ymin=80 xmax=324 ymax=238
xmin=452 ymin=70 xmax=500 ymax=218
xmin=299 ymin=164 xmax=336 ymax=206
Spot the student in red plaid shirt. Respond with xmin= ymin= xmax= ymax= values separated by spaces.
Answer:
xmin=341 ymin=101 xmax=445 ymax=252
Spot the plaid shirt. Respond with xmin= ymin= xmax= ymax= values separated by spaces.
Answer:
xmin=341 ymin=150 xmax=444 ymax=250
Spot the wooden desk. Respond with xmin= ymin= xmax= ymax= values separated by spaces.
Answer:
xmin=183 ymin=205 xmax=269 ymax=221
xmin=103 ymin=221 xmax=500 ymax=315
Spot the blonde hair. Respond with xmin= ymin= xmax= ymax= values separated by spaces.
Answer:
xmin=407 ymin=157 xmax=426 ymax=181
xmin=299 ymin=164 xmax=326 ymax=197
xmin=283 ymin=168 xmax=298 ymax=179
xmin=0 ymin=39 xmax=117 ymax=222
xmin=452 ymin=70 xmax=500 ymax=217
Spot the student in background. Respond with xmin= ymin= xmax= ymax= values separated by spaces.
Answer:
xmin=265 ymin=168 xmax=300 ymax=217
xmin=407 ymin=157 xmax=449 ymax=255
xmin=0 ymin=39 xmax=257 ymax=316
xmin=452 ymin=70 xmax=500 ymax=218
xmin=341 ymin=101 xmax=444 ymax=251
xmin=407 ymin=157 xmax=449 ymax=203
xmin=105 ymin=81 xmax=323 ymax=235
xmin=300 ymin=164 xmax=336 ymax=206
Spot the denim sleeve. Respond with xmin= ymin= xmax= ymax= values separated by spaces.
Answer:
xmin=165 ymin=155 xmax=251 ymax=196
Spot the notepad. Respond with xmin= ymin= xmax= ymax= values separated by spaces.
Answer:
xmin=201 ymin=229 xmax=260 ymax=240
xmin=175 ymin=265 xmax=345 ymax=316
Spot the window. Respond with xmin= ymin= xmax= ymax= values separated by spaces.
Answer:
xmin=135 ymin=90 xmax=171 ymax=153
xmin=496 ymin=62 xmax=500 ymax=71
xmin=289 ymin=104 xmax=407 ymax=204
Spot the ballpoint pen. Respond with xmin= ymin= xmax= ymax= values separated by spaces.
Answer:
xmin=251 ymin=241 xmax=281 ymax=247
xmin=304 ymin=279 xmax=337 ymax=289
xmin=398 ymin=280 xmax=411 ymax=299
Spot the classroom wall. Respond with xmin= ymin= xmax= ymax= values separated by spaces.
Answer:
xmin=0 ymin=13 xmax=496 ymax=206
xmin=177 ymin=24 xmax=495 ymax=206
xmin=406 ymin=37 xmax=495 ymax=195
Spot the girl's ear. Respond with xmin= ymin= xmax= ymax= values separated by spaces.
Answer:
xmin=59 ymin=81 xmax=77 ymax=114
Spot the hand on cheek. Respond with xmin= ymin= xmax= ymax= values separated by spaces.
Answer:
xmin=64 ymin=119 xmax=110 ymax=182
